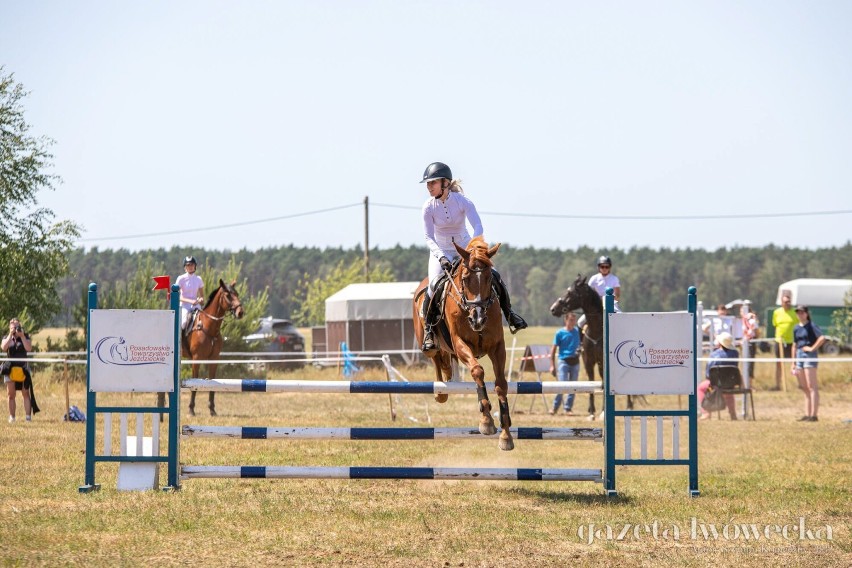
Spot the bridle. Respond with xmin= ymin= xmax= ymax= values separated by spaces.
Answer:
xmin=447 ymin=261 xmax=496 ymax=318
xmin=559 ymin=283 xmax=603 ymax=344
xmin=197 ymin=285 xmax=243 ymax=324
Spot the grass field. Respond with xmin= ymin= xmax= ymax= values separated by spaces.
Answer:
xmin=4 ymin=328 xmax=849 ymax=566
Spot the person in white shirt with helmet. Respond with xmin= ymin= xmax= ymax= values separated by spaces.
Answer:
xmin=587 ymin=255 xmax=620 ymax=302
xmin=577 ymin=255 xmax=621 ymax=330
xmin=175 ymin=256 xmax=204 ymax=331
xmin=418 ymin=161 xmax=527 ymax=353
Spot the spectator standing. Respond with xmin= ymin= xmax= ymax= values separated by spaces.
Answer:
xmin=792 ymin=306 xmax=825 ymax=422
xmin=713 ymin=304 xmax=733 ymax=337
xmin=772 ymin=290 xmax=797 ymax=390
xmin=2 ymin=318 xmax=32 ymax=422
xmin=741 ymin=301 xmax=759 ymax=380
xmin=549 ymin=312 xmax=581 ymax=415
xmin=175 ymin=255 xmax=204 ymax=332
xmin=697 ymin=332 xmax=739 ymax=420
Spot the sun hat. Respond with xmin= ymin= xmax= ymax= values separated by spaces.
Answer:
xmin=715 ymin=332 xmax=734 ymax=349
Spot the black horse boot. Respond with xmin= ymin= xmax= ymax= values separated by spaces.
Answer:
xmin=492 ymin=269 xmax=527 ymax=334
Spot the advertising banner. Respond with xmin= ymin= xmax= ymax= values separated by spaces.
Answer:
xmin=89 ymin=309 xmax=176 ymax=392
xmin=607 ymin=312 xmax=695 ymax=395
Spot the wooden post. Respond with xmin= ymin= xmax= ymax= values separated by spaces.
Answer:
xmin=63 ymin=360 xmax=70 ymax=420
xmin=363 ymin=195 xmax=370 ymax=282
xmin=778 ymin=337 xmax=788 ymax=392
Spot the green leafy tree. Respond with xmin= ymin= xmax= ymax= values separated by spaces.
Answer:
xmin=0 ymin=68 xmax=80 ymax=330
xmin=96 ymin=257 xmax=171 ymax=311
xmin=830 ymin=289 xmax=852 ymax=346
xmin=207 ymin=256 xmax=269 ymax=351
xmin=525 ymin=266 xmax=553 ymax=326
xmin=292 ymin=259 xmax=394 ymax=326
xmin=68 ymin=256 xmax=267 ymax=352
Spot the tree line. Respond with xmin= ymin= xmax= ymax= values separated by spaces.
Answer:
xmin=55 ymin=242 xmax=852 ymax=328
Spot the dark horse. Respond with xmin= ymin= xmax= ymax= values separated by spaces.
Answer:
xmin=185 ymin=279 xmax=245 ymax=416
xmin=413 ymin=237 xmax=514 ymax=451
xmin=550 ymin=274 xmax=641 ymax=418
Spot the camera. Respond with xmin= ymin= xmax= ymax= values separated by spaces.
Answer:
xmin=15 ymin=325 xmax=22 ymax=333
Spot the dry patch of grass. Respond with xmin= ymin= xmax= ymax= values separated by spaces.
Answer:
xmin=0 ymin=358 xmax=849 ymax=567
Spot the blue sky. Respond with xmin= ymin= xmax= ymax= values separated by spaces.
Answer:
xmin=2 ymin=1 xmax=851 ymax=253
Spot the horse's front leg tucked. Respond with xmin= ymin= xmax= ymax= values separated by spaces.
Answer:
xmin=492 ymin=361 xmax=514 ymax=452
xmin=431 ymin=352 xmax=452 ymax=404
xmin=454 ymin=341 xmax=495 ymax=436
xmin=474 ymin=378 xmax=497 ymax=436
xmin=468 ymin=361 xmax=496 ymax=436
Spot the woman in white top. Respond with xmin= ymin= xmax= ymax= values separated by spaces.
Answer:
xmin=419 ymin=162 xmax=526 ymax=353
xmin=587 ymin=255 xmax=621 ymax=302
xmin=175 ymin=256 xmax=204 ymax=331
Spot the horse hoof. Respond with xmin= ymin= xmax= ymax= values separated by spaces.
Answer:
xmin=586 ymin=413 xmax=596 ymax=421
xmin=188 ymin=407 xmax=196 ymax=417
xmin=435 ymin=393 xmax=448 ymax=404
xmin=479 ymin=421 xmax=497 ymax=436
xmin=209 ymin=408 xmax=217 ymax=417
xmin=499 ymin=436 xmax=515 ymax=452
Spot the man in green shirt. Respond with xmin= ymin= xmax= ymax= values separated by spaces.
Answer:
xmin=772 ymin=290 xmax=797 ymax=390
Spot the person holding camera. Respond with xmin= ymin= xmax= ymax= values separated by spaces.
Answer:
xmin=549 ymin=312 xmax=581 ymax=415
xmin=2 ymin=318 xmax=33 ymax=423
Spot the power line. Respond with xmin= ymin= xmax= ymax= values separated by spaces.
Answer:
xmin=78 ymin=202 xmax=363 ymax=242
xmin=371 ymin=202 xmax=852 ymax=220
xmin=78 ymin=201 xmax=852 ymax=242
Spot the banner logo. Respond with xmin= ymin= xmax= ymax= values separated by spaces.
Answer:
xmin=95 ymin=336 xmax=171 ymax=367
xmin=614 ymin=340 xmax=689 ymax=369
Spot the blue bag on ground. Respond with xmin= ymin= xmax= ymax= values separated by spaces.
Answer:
xmin=64 ymin=405 xmax=86 ymax=422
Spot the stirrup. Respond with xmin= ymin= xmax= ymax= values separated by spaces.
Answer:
xmin=421 ymin=331 xmax=438 ymax=354
xmin=507 ymin=312 xmax=528 ymax=334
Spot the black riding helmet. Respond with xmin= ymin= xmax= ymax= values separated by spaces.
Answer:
xmin=184 ymin=256 xmax=197 ymax=266
xmin=597 ymin=255 xmax=612 ymax=267
xmin=420 ymin=162 xmax=452 ymax=183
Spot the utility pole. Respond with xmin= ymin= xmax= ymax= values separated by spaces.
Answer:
xmin=364 ymin=195 xmax=370 ymax=282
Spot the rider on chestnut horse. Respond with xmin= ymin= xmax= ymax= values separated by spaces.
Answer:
xmin=417 ymin=161 xmax=526 ymax=353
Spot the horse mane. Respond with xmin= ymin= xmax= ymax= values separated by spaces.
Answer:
xmin=466 ymin=236 xmax=494 ymax=267
xmin=574 ymin=275 xmax=602 ymax=314
xmin=202 ymin=282 xmax=222 ymax=309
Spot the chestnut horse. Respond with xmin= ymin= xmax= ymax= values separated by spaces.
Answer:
xmin=413 ymin=236 xmax=514 ymax=451
xmin=550 ymin=274 xmax=641 ymax=417
xmin=185 ymin=279 xmax=245 ymax=416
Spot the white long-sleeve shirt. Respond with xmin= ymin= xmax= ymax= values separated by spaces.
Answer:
xmin=422 ymin=192 xmax=484 ymax=284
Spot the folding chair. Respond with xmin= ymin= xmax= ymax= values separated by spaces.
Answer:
xmin=708 ymin=366 xmax=755 ymax=420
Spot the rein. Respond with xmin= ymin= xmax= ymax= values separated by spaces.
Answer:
xmin=194 ymin=287 xmax=243 ymax=331
xmin=446 ymin=265 xmax=496 ymax=314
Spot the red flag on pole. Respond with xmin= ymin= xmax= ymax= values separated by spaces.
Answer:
xmin=152 ymin=275 xmax=171 ymax=299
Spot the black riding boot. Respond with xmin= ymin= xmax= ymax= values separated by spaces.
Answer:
xmin=421 ymin=290 xmax=439 ymax=354
xmin=492 ymin=269 xmax=527 ymax=334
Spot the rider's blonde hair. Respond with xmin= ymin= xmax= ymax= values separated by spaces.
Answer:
xmin=446 ymin=179 xmax=464 ymax=194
